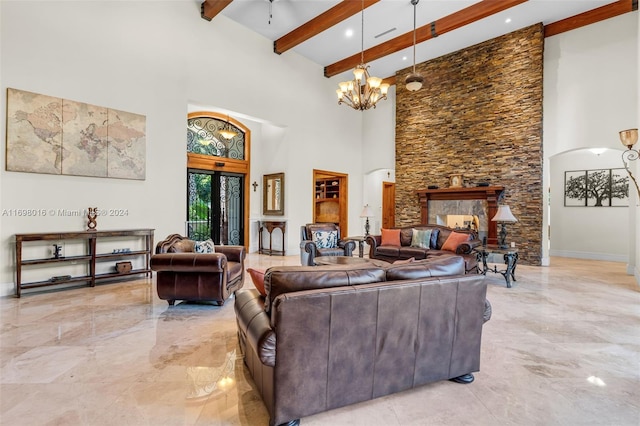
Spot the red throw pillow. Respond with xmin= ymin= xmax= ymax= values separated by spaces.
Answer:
xmin=247 ymin=268 xmax=266 ymax=297
xmin=381 ymin=228 xmax=401 ymax=246
xmin=441 ymin=231 xmax=471 ymax=252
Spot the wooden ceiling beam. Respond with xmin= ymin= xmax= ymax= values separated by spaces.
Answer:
xmin=324 ymin=0 xmax=528 ymax=78
xmin=274 ymin=0 xmax=380 ymax=54
xmin=544 ymin=0 xmax=637 ymax=38
xmin=201 ymin=0 xmax=233 ymax=22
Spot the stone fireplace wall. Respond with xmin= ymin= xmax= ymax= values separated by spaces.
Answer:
xmin=395 ymin=24 xmax=543 ymax=265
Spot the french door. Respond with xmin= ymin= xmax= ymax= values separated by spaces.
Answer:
xmin=187 ymin=169 xmax=244 ymax=245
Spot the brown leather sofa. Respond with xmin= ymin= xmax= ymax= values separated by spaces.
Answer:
xmin=150 ymin=234 xmax=245 ymax=306
xmin=366 ymin=224 xmax=482 ymax=273
xmin=234 ymin=256 xmax=490 ymax=426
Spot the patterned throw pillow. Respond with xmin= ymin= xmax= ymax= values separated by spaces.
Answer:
xmin=312 ymin=230 xmax=338 ymax=249
xmin=194 ymin=239 xmax=216 ymax=253
xmin=410 ymin=229 xmax=432 ymax=248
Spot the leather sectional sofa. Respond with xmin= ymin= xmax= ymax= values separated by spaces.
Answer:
xmin=234 ymin=255 xmax=490 ymax=426
xmin=366 ymin=224 xmax=482 ymax=273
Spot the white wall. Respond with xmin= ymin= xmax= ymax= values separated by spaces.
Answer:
xmin=550 ymin=149 xmax=629 ymax=261
xmin=0 ymin=1 xmax=365 ymax=295
xmin=543 ymin=12 xmax=638 ymax=277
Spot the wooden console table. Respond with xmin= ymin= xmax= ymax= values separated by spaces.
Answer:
xmin=14 ymin=229 xmax=154 ymax=297
xmin=258 ymin=221 xmax=286 ymax=256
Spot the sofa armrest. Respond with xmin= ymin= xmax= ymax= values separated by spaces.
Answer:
xmin=338 ymin=239 xmax=356 ymax=256
xmin=365 ymin=235 xmax=380 ymax=254
xmin=303 ymin=240 xmax=318 ymax=265
xmin=215 ymin=245 xmax=246 ymax=263
xmin=235 ymin=289 xmax=276 ymax=367
xmin=456 ymin=239 xmax=482 ymax=254
xmin=150 ymin=252 xmax=226 ymax=272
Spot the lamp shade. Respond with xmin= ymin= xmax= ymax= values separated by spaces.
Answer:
xmin=360 ymin=205 xmax=374 ymax=218
xmin=619 ymin=128 xmax=638 ymax=149
xmin=491 ymin=205 xmax=517 ymax=223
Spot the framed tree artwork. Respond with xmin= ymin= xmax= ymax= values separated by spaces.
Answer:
xmin=564 ymin=168 xmax=629 ymax=207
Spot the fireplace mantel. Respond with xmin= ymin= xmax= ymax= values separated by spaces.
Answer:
xmin=416 ymin=186 xmax=505 ymax=244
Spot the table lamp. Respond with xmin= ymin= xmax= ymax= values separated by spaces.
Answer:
xmin=360 ymin=205 xmax=374 ymax=236
xmin=491 ymin=205 xmax=517 ymax=249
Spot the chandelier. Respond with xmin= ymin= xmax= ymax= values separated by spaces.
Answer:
xmin=336 ymin=0 xmax=389 ymax=110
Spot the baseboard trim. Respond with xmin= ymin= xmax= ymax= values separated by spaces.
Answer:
xmin=549 ymin=250 xmax=627 ymax=263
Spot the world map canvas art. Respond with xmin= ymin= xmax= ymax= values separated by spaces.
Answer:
xmin=6 ymin=88 xmax=146 ymax=180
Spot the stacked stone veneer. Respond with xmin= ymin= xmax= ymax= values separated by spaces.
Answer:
xmin=395 ymin=24 xmax=543 ymax=265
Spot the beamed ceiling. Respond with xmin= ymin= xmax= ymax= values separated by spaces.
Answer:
xmin=201 ymin=0 xmax=637 ymax=85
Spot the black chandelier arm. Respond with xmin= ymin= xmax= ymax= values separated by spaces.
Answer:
xmin=622 ymin=148 xmax=640 ymax=200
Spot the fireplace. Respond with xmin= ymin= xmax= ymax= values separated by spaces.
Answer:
xmin=416 ymin=186 xmax=505 ymax=245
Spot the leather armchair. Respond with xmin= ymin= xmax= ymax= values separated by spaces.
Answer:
xmin=150 ymin=234 xmax=245 ymax=306
xmin=299 ymin=223 xmax=356 ymax=266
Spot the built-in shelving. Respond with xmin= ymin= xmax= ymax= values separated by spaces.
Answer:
xmin=14 ymin=229 xmax=154 ymax=297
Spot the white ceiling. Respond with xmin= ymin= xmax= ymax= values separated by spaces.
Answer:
xmin=212 ymin=0 xmax=618 ymax=82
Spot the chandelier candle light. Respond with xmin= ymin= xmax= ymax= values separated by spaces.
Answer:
xmin=336 ymin=0 xmax=389 ymax=110
xmin=491 ymin=205 xmax=517 ymax=249
xmin=360 ymin=204 xmax=374 ymax=236
xmin=620 ymin=128 xmax=640 ymax=200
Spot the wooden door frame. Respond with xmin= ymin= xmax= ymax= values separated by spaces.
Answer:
xmin=312 ymin=169 xmax=348 ymax=236
xmin=187 ymin=112 xmax=251 ymax=249
xmin=382 ymin=181 xmax=395 ymax=229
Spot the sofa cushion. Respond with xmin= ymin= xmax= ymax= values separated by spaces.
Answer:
xmin=264 ymin=265 xmax=386 ymax=313
xmin=385 ymin=255 xmax=465 ymax=280
xmin=410 ymin=228 xmax=432 ymax=248
xmin=400 ymin=228 xmax=413 ymax=246
xmin=195 ymin=239 xmax=216 ymax=253
xmin=312 ymin=230 xmax=338 ymax=249
xmin=441 ymin=231 xmax=471 ymax=252
xmin=398 ymin=247 xmax=429 ymax=260
xmin=377 ymin=245 xmax=401 ymax=257
xmin=381 ymin=228 xmax=401 ymax=246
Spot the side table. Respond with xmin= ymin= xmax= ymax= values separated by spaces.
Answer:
xmin=259 ymin=221 xmax=286 ymax=256
xmin=345 ymin=236 xmax=366 ymax=258
xmin=475 ymin=245 xmax=519 ymax=288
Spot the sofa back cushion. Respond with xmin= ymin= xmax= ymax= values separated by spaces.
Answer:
xmin=305 ymin=223 xmax=341 ymax=241
xmin=264 ymin=265 xmax=386 ymax=314
xmin=385 ymin=255 xmax=465 ymax=280
xmin=169 ymin=239 xmax=196 ymax=253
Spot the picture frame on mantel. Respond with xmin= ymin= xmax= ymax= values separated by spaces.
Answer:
xmin=449 ymin=174 xmax=463 ymax=188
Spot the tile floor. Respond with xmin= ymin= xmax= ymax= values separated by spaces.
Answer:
xmin=1 ymin=255 xmax=639 ymax=425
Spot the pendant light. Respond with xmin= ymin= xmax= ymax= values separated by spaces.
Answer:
xmin=405 ymin=0 xmax=424 ymax=91
xmin=219 ymin=115 xmax=237 ymax=140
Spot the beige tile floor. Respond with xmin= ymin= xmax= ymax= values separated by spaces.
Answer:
xmin=1 ymin=255 xmax=639 ymax=425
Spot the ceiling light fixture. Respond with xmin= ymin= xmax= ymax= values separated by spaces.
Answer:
xmin=336 ymin=0 xmax=389 ymax=111
xmin=405 ymin=0 xmax=424 ymax=92
xmin=219 ymin=115 xmax=237 ymax=140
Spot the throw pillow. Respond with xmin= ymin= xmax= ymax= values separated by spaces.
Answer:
xmin=410 ymin=229 xmax=432 ymax=248
xmin=247 ymin=268 xmax=266 ymax=297
xmin=441 ymin=232 xmax=471 ymax=252
xmin=194 ymin=239 xmax=216 ymax=253
xmin=380 ymin=228 xmax=401 ymax=246
xmin=393 ymin=257 xmax=415 ymax=264
xmin=312 ymin=230 xmax=338 ymax=249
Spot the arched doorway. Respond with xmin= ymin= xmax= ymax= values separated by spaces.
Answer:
xmin=187 ymin=112 xmax=251 ymax=247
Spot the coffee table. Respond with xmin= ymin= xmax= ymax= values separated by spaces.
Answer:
xmin=314 ymin=256 xmax=388 ymax=268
